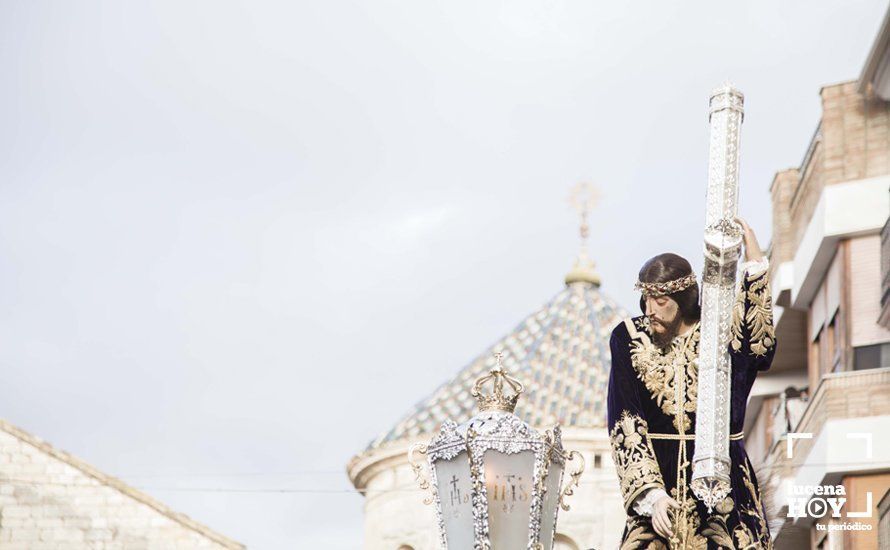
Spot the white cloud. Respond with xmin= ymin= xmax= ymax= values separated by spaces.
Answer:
xmin=0 ymin=1 xmax=885 ymax=548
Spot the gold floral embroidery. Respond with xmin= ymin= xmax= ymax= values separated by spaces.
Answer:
xmin=627 ymin=319 xmax=699 ymax=432
xmin=699 ymin=465 xmax=773 ymax=550
xmin=746 ymin=274 xmax=775 ymax=356
xmin=730 ymin=271 xmax=776 ymax=356
xmin=620 ymin=517 xmax=668 ymax=550
xmin=669 ymin=487 xmax=708 ymax=550
xmin=739 ymin=462 xmax=772 ymax=549
xmin=730 ymin=281 xmax=746 ymax=353
xmin=610 ymin=411 xmax=664 ymax=510
xmin=700 ymin=496 xmax=740 ymax=548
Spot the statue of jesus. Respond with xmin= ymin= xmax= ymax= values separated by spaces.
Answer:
xmin=607 ymin=217 xmax=775 ymax=549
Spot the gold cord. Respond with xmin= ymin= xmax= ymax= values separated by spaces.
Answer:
xmin=649 ymin=432 xmax=744 ymax=441
xmin=670 ymin=329 xmax=697 ymax=548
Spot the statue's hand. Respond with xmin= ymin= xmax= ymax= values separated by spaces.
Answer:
xmin=652 ymin=495 xmax=679 ymax=540
xmin=734 ymin=217 xmax=764 ymax=262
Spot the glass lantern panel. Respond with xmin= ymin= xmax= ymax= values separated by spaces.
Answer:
xmin=434 ymin=451 xmax=474 ymax=549
xmin=538 ymin=461 xmax=564 ymax=550
xmin=483 ymin=449 xmax=535 ymax=549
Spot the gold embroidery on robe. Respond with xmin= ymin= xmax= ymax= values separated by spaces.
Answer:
xmin=730 ymin=282 xmax=746 ymax=353
xmin=627 ymin=319 xmax=699 ymax=432
xmin=610 ymin=411 xmax=664 ymax=510
xmin=730 ymin=270 xmax=776 ymax=356
xmin=698 ymin=465 xmax=772 ymax=550
xmin=620 ymin=517 xmax=668 ymax=550
xmin=669 ymin=486 xmax=708 ymax=550
xmin=745 ymin=273 xmax=775 ymax=356
xmin=700 ymin=495 xmax=739 ymax=548
xmin=739 ymin=463 xmax=772 ymax=549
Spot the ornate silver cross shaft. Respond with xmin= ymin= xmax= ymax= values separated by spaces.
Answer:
xmin=691 ymin=83 xmax=745 ymax=512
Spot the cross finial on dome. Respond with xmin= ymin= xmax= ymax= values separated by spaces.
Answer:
xmin=565 ymin=182 xmax=601 ymax=287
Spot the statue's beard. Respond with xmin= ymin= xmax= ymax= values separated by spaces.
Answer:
xmin=650 ymin=315 xmax=684 ymax=350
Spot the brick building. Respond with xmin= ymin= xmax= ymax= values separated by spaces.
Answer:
xmin=743 ymin=7 xmax=890 ymax=549
xmin=0 ymin=420 xmax=243 ymax=550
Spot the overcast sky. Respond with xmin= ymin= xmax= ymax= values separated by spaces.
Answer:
xmin=0 ymin=1 xmax=886 ymax=548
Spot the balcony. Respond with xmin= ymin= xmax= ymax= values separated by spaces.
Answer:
xmin=764 ymin=368 xmax=890 ymax=545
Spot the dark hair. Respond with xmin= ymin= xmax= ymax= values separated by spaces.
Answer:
xmin=638 ymin=253 xmax=701 ymax=323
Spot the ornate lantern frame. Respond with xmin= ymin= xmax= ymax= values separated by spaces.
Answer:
xmin=409 ymin=360 xmax=584 ymax=550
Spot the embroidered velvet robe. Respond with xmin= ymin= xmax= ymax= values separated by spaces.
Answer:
xmin=607 ymin=268 xmax=776 ymax=549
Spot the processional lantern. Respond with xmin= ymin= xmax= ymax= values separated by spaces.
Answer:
xmin=691 ymin=83 xmax=745 ymax=511
xmin=408 ymin=353 xmax=585 ymax=550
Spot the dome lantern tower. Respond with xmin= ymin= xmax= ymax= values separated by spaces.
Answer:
xmin=564 ymin=182 xmax=601 ymax=287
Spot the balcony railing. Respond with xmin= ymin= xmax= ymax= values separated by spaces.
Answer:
xmin=767 ymin=367 xmax=890 ymax=473
xmin=880 ymin=207 xmax=890 ymax=324
xmin=789 ymin=122 xmax=822 ymax=214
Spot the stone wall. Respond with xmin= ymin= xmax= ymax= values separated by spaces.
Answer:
xmin=0 ymin=420 xmax=242 ymax=550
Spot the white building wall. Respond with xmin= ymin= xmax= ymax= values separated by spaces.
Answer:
xmin=0 ymin=422 xmax=240 ymax=550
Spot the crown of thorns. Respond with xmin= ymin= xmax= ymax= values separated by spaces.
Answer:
xmin=634 ymin=273 xmax=698 ymax=297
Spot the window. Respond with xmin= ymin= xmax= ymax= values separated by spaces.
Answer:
xmin=811 ymin=329 xmax=822 ymax=377
xmin=826 ymin=314 xmax=840 ymax=373
xmin=878 ymin=486 xmax=890 ymax=550
xmin=853 ymin=343 xmax=890 ymax=370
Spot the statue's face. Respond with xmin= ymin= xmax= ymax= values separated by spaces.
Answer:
xmin=644 ymin=295 xmax=682 ymax=341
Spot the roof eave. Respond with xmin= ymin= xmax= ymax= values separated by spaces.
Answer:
xmin=859 ymin=4 xmax=890 ymax=96
xmin=0 ymin=419 xmax=245 ymax=550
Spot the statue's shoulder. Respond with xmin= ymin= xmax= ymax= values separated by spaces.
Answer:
xmin=627 ymin=316 xmax=650 ymax=339
xmin=611 ymin=316 xmax=648 ymax=343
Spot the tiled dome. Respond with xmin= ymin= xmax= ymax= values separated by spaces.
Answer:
xmin=366 ymin=277 xmax=628 ymax=450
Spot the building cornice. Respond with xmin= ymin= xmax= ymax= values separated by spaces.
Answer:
xmin=788 ymin=175 xmax=890 ymax=309
xmin=859 ymin=5 xmax=890 ymax=97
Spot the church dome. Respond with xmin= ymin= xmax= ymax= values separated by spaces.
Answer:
xmin=349 ymin=190 xmax=632 ymax=550
xmin=364 ymin=277 xmax=629 ymax=452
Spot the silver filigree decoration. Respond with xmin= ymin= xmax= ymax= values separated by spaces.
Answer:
xmin=691 ymin=83 xmax=744 ymax=512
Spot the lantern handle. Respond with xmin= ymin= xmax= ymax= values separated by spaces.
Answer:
xmin=407 ymin=442 xmax=434 ymax=505
xmin=558 ymin=450 xmax=585 ymax=511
